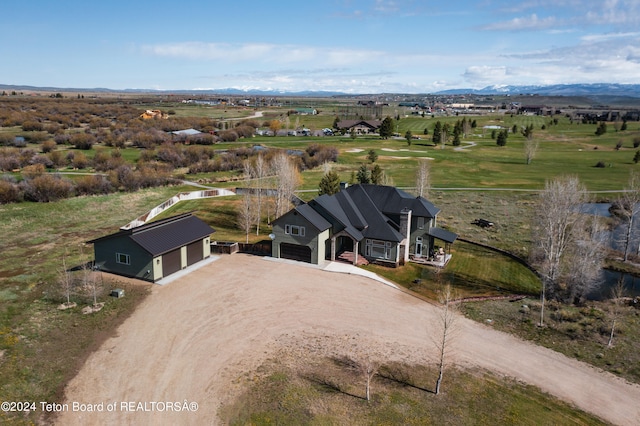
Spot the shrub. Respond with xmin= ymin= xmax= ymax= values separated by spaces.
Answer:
xmin=70 ymin=132 xmax=96 ymax=150
xmin=0 ymin=134 xmax=14 ymax=146
xmin=595 ymin=161 xmax=606 ymax=168
xmin=634 ymin=137 xmax=640 ymax=148
xmin=75 ymin=175 xmax=114 ymax=195
xmin=71 ymin=151 xmax=89 ymax=169
xmin=218 ymin=130 xmax=239 ymax=142
xmin=21 ymin=174 xmax=74 ymax=202
xmin=22 ymin=120 xmax=44 ymax=132
xmin=54 ymin=134 xmax=71 ymax=145
xmin=41 ymin=140 xmax=56 ymax=153
xmin=0 ymin=179 xmax=21 ymax=203
xmin=25 ymin=132 xmax=49 ymax=143
xmin=22 ymin=163 xmax=46 ymax=179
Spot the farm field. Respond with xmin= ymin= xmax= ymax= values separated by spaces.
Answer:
xmin=2 ymin=94 xmax=640 ymax=424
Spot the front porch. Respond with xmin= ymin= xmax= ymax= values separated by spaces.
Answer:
xmin=337 ymin=251 xmax=370 ymax=266
xmin=409 ymin=253 xmax=452 ymax=268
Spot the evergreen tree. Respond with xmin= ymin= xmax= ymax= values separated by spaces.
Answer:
xmin=367 ymin=149 xmax=378 ymax=163
xmin=371 ymin=164 xmax=383 ymax=184
xmin=595 ymin=122 xmax=607 ymax=136
xmin=356 ymin=164 xmax=371 ymax=184
xmin=379 ymin=116 xmax=394 ymax=139
xmin=452 ymin=123 xmax=461 ymax=146
xmin=496 ymin=129 xmax=508 ymax=146
xmin=405 ymin=130 xmax=413 ymax=146
xmin=634 ymin=150 xmax=640 ymax=164
xmin=318 ymin=170 xmax=341 ymax=196
xmin=432 ymin=121 xmax=442 ymax=144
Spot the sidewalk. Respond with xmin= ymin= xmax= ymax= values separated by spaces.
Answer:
xmin=263 ymin=256 xmax=397 ymax=289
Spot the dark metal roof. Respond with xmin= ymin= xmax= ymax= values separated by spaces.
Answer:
xmin=355 ymin=184 xmax=440 ymax=218
xmin=313 ymin=195 xmax=364 ymax=240
xmin=427 ymin=227 xmax=458 ymax=243
xmin=342 ymin=185 xmax=404 ymax=242
xmin=292 ymin=204 xmax=332 ymax=232
xmin=88 ymin=213 xmax=215 ymax=256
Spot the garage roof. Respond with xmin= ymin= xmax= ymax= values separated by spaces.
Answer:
xmin=88 ymin=213 xmax=215 ymax=256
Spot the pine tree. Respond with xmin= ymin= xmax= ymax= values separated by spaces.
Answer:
xmin=496 ymin=129 xmax=508 ymax=146
xmin=379 ymin=116 xmax=394 ymax=139
xmin=357 ymin=164 xmax=371 ymax=184
xmin=371 ymin=164 xmax=383 ymax=184
xmin=432 ymin=121 xmax=442 ymax=144
xmin=318 ymin=170 xmax=341 ymax=196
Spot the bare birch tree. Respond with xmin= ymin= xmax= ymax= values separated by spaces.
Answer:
xmin=618 ymin=171 xmax=640 ymax=262
xmin=434 ymin=283 xmax=457 ymax=395
xmin=238 ymin=191 xmax=258 ymax=243
xmin=349 ymin=353 xmax=380 ymax=402
xmin=271 ymin=152 xmax=300 ymax=218
xmin=564 ymin=216 xmax=605 ymax=304
xmin=58 ymin=256 xmax=75 ymax=308
xmin=523 ymin=136 xmax=539 ymax=165
xmin=415 ymin=159 xmax=431 ymax=198
xmin=532 ymin=175 xmax=586 ymax=326
xmin=244 ymin=156 xmax=268 ymax=235
xmin=607 ymin=277 xmax=626 ymax=348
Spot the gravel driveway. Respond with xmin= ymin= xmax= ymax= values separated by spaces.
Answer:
xmin=58 ymin=254 xmax=640 ymax=425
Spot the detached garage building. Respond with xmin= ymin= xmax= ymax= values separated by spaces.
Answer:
xmin=88 ymin=213 xmax=215 ymax=282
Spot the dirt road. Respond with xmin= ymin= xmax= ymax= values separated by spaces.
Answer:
xmin=58 ymin=255 xmax=640 ymax=425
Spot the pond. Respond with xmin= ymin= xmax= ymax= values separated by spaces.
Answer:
xmin=581 ymin=203 xmax=640 ymax=299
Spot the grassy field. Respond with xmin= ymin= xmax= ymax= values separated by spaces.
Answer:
xmin=221 ymin=356 xmax=606 ymax=425
xmin=364 ymin=241 xmax=540 ymax=300
xmin=462 ymin=298 xmax=640 ymax=384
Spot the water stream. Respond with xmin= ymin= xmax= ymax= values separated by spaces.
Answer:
xmin=580 ymin=203 xmax=640 ymax=299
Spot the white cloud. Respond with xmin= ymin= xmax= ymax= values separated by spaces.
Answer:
xmin=141 ymin=41 xmax=387 ymax=68
xmin=481 ymin=13 xmax=558 ymax=31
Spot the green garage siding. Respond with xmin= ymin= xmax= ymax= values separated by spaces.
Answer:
xmin=93 ymin=236 xmax=154 ymax=281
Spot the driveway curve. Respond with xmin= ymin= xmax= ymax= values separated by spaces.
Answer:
xmin=58 ymin=254 xmax=640 ymax=425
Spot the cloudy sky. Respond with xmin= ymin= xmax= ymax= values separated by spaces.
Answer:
xmin=3 ymin=0 xmax=640 ymax=93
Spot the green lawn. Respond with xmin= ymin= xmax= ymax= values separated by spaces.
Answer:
xmin=221 ymin=357 xmax=606 ymax=425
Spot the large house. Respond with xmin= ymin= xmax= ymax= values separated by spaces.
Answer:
xmin=88 ymin=213 xmax=215 ymax=282
xmin=271 ymin=184 xmax=457 ymax=266
xmin=337 ymin=120 xmax=381 ymax=135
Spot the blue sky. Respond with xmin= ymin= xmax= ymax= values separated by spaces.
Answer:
xmin=3 ymin=0 xmax=640 ymax=93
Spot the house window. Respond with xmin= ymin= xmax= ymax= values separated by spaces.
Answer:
xmin=417 ymin=217 xmax=425 ymax=229
xmin=116 ymin=253 xmax=130 ymax=265
xmin=285 ymin=224 xmax=305 ymax=237
xmin=365 ymin=239 xmax=390 ymax=259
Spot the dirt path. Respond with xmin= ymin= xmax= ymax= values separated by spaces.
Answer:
xmin=58 ymin=255 xmax=640 ymax=425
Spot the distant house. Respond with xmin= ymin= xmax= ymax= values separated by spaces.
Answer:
xmin=140 ymin=109 xmax=167 ymax=120
xmin=294 ymin=108 xmax=317 ymax=115
xmin=88 ymin=213 xmax=215 ymax=282
xmin=337 ymin=119 xmax=381 ymax=135
xmin=271 ymin=184 xmax=457 ymax=267
xmin=171 ymin=128 xmax=202 ymax=137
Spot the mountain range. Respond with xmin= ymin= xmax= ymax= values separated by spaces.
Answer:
xmin=3 ymin=83 xmax=640 ymax=98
